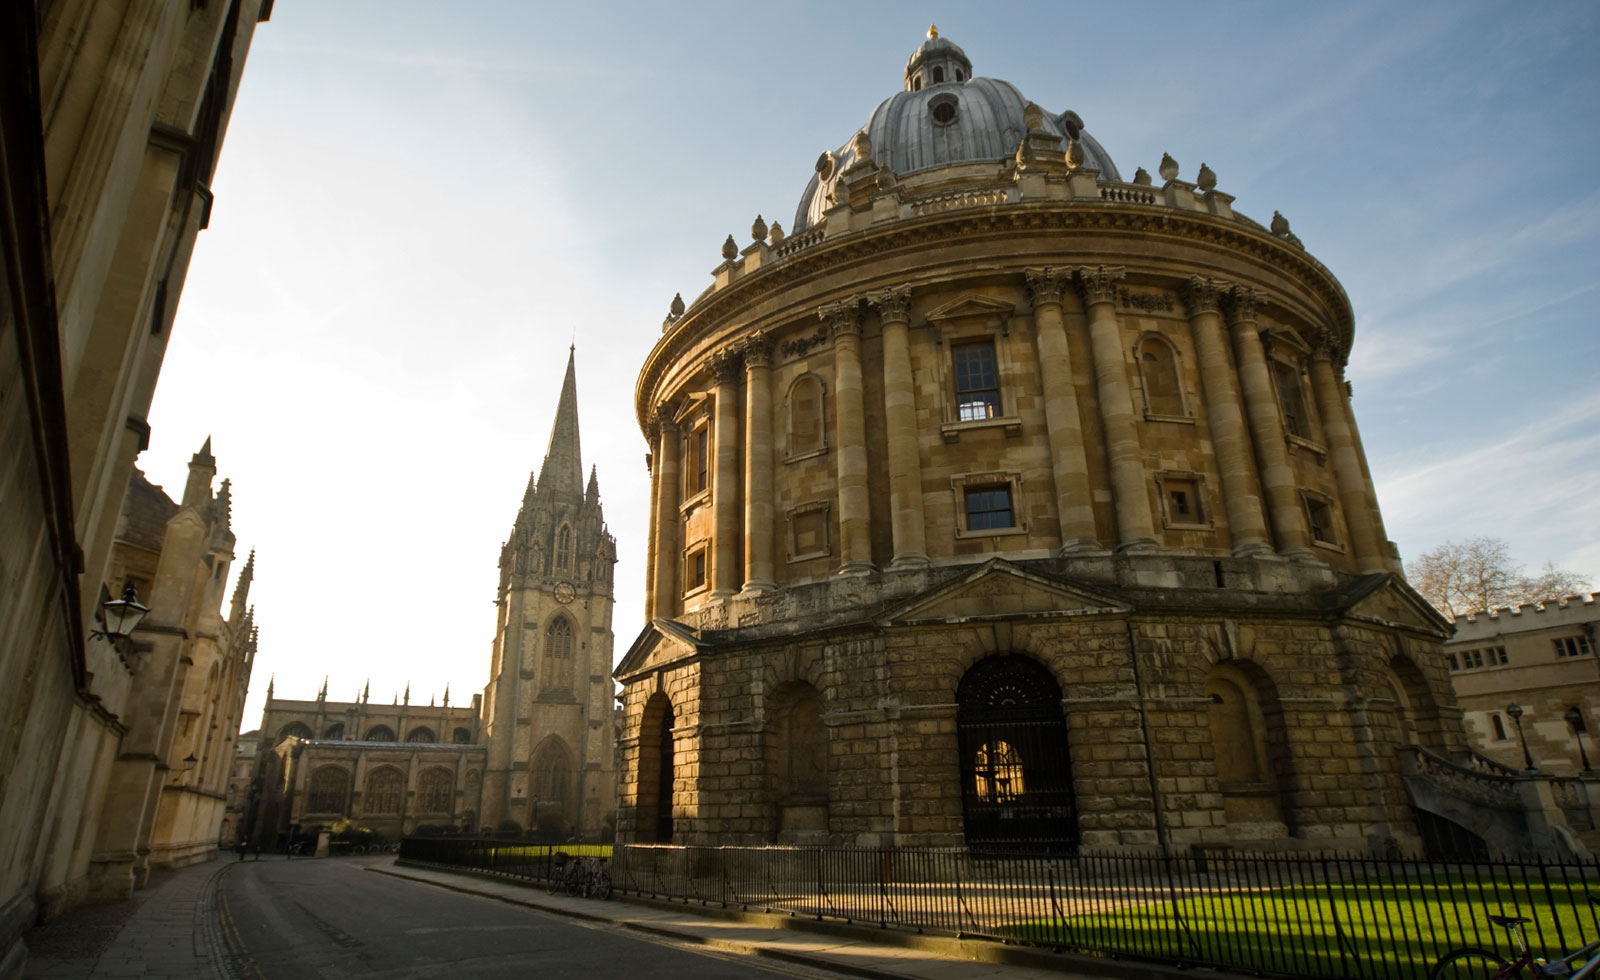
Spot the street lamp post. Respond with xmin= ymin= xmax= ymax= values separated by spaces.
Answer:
xmin=91 ymin=583 xmax=149 ymax=643
xmin=1506 ymin=703 xmax=1536 ymax=772
xmin=1566 ymin=707 xmax=1592 ymax=773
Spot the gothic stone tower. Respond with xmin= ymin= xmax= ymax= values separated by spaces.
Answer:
xmin=482 ymin=351 xmax=618 ymax=837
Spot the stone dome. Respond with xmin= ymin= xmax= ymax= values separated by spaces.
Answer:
xmin=793 ymin=31 xmax=1121 ymax=233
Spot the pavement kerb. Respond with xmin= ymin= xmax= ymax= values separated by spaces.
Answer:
xmin=379 ymin=860 xmax=1248 ymax=980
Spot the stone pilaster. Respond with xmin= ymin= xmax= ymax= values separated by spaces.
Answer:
xmin=1180 ymin=276 xmax=1272 ymax=556
xmin=1075 ymin=265 xmax=1156 ymax=551
xmin=739 ymin=334 xmax=777 ymax=593
xmin=822 ymin=300 xmax=874 ymax=575
xmin=649 ymin=411 xmax=680 ymax=615
xmin=1224 ymin=288 xmax=1312 ymax=559
xmin=1025 ymin=267 xmax=1100 ymax=553
xmin=1308 ymin=333 xmax=1386 ymax=572
xmin=872 ymin=286 xmax=929 ymax=569
xmin=709 ymin=350 xmax=743 ymax=596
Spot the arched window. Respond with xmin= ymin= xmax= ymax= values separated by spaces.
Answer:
xmin=323 ymin=723 xmax=344 ymax=739
xmin=364 ymin=767 xmax=404 ymax=814
xmin=543 ymin=616 xmax=575 ymax=692
xmin=452 ymin=727 xmax=472 ymax=745
xmin=406 ymin=726 xmax=435 ymax=743
xmin=364 ymin=725 xmax=396 ymax=742
xmin=932 ymin=66 xmax=945 ymax=83
xmin=278 ymin=722 xmax=312 ymax=742
xmin=532 ymin=739 xmax=571 ymax=803
xmin=556 ymin=525 xmax=572 ymax=570
xmin=417 ymin=767 xmax=453 ymax=813
xmin=307 ymin=766 xmax=349 ymax=814
xmin=1137 ymin=336 xmax=1185 ymax=417
xmin=956 ymin=655 xmax=1076 ymax=852
xmin=1204 ymin=661 xmax=1291 ymax=832
xmin=787 ymin=375 xmax=826 ymax=456
xmin=637 ymin=694 xmax=675 ymax=843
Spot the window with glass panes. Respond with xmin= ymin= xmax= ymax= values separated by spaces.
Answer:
xmin=964 ymin=485 xmax=1014 ymax=531
xmin=952 ymin=341 xmax=1000 ymax=421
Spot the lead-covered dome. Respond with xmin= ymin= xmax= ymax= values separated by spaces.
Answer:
xmin=794 ymin=29 xmax=1121 ymax=233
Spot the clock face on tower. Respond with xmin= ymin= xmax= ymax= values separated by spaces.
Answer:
xmin=553 ymin=581 xmax=576 ymax=604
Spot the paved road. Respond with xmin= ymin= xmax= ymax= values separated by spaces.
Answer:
xmin=219 ymin=857 xmax=846 ymax=979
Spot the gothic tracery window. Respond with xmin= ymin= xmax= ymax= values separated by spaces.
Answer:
xmin=417 ymin=767 xmax=453 ymax=813
xmin=364 ymin=725 xmax=395 ymax=742
xmin=364 ymin=766 xmax=404 ymax=814
xmin=556 ymin=525 xmax=572 ymax=570
xmin=543 ymin=616 xmax=576 ymax=692
xmin=307 ymin=766 xmax=349 ymax=814
xmin=406 ymin=726 xmax=435 ymax=743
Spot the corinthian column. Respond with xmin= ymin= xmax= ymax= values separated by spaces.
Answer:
xmin=1308 ymin=333 xmax=1386 ymax=572
xmin=740 ymin=333 xmax=777 ymax=592
xmin=1025 ymin=268 xmax=1100 ymax=553
xmin=1224 ymin=288 xmax=1312 ymax=559
xmin=649 ymin=411 xmax=680 ymax=617
xmin=1074 ymin=266 xmax=1156 ymax=551
xmin=709 ymin=349 xmax=743 ymax=596
xmin=1180 ymin=276 xmax=1271 ymax=556
xmin=872 ymin=286 xmax=928 ymax=569
xmin=823 ymin=300 xmax=874 ymax=575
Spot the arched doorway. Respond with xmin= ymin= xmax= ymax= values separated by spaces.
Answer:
xmin=956 ymin=655 xmax=1076 ymax=852
xmin=636 ymin=694 xmax=675 ymax=842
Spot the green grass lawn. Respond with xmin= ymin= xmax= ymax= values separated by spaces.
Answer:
xmin=999 ymin=873 xmax=1598 ymax=980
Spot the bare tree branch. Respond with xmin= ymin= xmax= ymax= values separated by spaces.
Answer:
xmin=1405 ymin=536 xmax=1592 ymax=618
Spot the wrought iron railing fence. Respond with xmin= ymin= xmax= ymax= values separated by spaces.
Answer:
xmin=398 ymin=839 xmax=1600 ymax=980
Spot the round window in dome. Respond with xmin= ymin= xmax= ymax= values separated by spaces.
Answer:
xmin=929 ymin=94 xmax=958 ymax=126
xmin=815 ymin=151 xmax=835 ymax=181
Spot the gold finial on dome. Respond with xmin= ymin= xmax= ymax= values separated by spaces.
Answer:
xmin=928 ymin=24 xmax=938 ymax=39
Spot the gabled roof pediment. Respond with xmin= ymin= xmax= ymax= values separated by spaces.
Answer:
xmin=1334 ymin=573 xmax=1453 ymax=637
xmin=613 ymin=618 xmax=707 ymax=679
xmin=923 ymin=294 xmax=1018 ymax=324
xmin=878 ymin=559 xmax=1129 ymax=627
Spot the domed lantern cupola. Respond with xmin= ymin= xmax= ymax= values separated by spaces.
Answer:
xmin=904 ymin=25 xmax=972 ymax=92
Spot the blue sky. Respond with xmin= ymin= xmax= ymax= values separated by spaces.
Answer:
xmin=143 ymin=2 xmax=1600 ymax=729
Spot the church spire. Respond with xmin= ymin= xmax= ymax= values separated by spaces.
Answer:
xmin=230 ymin=549 xmax=255 ymax=621
xmin=535 ymin=347 xmax=584 ymax=500
xmin=586 ymin=464 xmax=600 ymax=505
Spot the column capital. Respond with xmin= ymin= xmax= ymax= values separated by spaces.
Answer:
xmin=1024 ymin=267 xmax=1072 ymax=310
xmin=869 ymin=285 xmax=913 ymax=324
xmin=1179 ymin=276 xmax=1229 ymax=317
xmin=648 ymin=408 xmax=678 ymax=439
xmin=1072 ymin=265 xmax=1126 ymax=307
xmin=708 ymin=348 xmax=743 ymax=386
xmin=1222 ymin=286 xmax=1259 ymax=327
xmin=1308 ymin=328 xmax=1340 ymax=363
xmin=739 ymin=331 xmax=774 ymax=368
xmin=819 ymin=299 xmax=861 ymax=338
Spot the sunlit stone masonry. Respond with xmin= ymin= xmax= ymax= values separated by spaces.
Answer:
xmin=615 ymin=30 xmax=1533 ymax=858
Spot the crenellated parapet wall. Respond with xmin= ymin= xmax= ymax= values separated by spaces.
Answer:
xmin=1453 ymin=592 xmax=1600 ymax=641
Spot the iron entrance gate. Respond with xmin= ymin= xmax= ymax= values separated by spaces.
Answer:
xmin=956 ymin=655 xmax=1077 ymax=852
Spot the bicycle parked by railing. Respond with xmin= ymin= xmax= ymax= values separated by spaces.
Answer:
xmin=546 ymin=851 xmax=611 ymax=900
xmin=1431 ymin=899 xmax=1600 ymax=979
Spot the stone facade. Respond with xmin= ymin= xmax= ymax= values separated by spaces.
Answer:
xmin=90 ymin=447 xmax=257 ymax=886
xmin=617 ymin=31 xmax=1470 ymax=857
xmin=0 ymin=2 xmax=268 ymax=973
xmin=481 ymin=352 xmax=620 ymax=839
xmin=1447 ymin=594 xmax=1600 ymax=777
xmin=249 ymin=690 xmax=486 ymax=842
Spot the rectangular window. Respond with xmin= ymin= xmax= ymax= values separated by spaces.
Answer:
xmin=1446 ymin=653 xmax=1459 ymax=671
xmin=1159 ymin=474 xmax=1206 ymax=527
xmin=1556 ymin=636 xmax=1594 ymax=658
xmin=685 ymin=546 xmax=707 ymax=592
xmin=964 ymin=485 xmax=1014 ymax=531
xmin=1306 ymin=498 xmax=1336 ymax=545
xmin=1463 ymin=649 xmax=1483 ymax=669
xmin=791 ymin=509 xmax=828 ymax=559
xmin=1491 ymin=714 xmax=1507 ymax=741
xmin=1272 ymin=358 xmax=1306 ymax=437
xmin=685 ymin=424 xmax=709 ymax=496
xmin=1491 ymin=646 xmax=1508 ymax=665
xmin=952 ymin=341 xmax=1000 ymax=421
